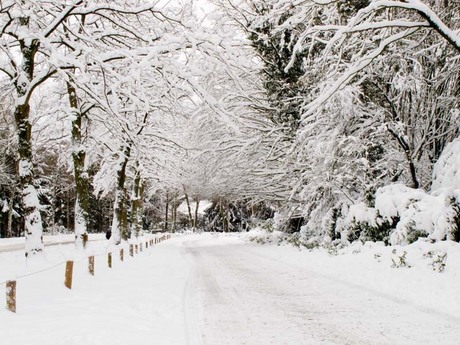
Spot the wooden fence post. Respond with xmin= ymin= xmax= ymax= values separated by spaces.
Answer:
xmin=135 ymin=244 xmax=138 ymax=254
xmin=146 ymin=241 xmax=148 ymax=249
xmin=108 ymin=253 xmax=112 ymax=268
xmin=140 ymin=243 xmax=143 ymax=252
xmin=65 ymin=261 xmax=74 ymax=289
xmin=89 ymin=256 xmax=95 ymax=276
xmin=130 ymin=244 xmax=134 ymax=257
xmin=6 ymin=280 xmax=16 ymax=313
xmin=120 ymin=249 xmax=124 ymax=262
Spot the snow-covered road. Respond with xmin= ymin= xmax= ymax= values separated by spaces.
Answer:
xmin=1 ymin=233 xmax=459 ymax=345
xmin=181 ymin=236 xmax=459 ymax=345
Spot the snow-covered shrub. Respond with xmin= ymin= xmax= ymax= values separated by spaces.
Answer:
xmin=391 ymin=249 xmax=410 ymax=268
xmin=259 ymin=218 xmax=275 ymax=233
xmin=326 ymin=183 xmax=460 ymax=245
xmin=282 ymin=232 xmax=302 ymax=248
xmin=374 ymin=184 xmax=426 ymax=222
xmin=325 ymin=239 xmax=346 ymax=256
xmin=321 ymin=204 xmax=346 ymax=241
xmin=389 ymin=190 xmax=460 ymax=245
xmin=249 ymin=235 xmax=273 ymax=245
xmin=342 ymin=202 xmax=395 ymax=244
xmin=368 ymin=184 xmax=459 ymax=245
xmin=424 ymin=250 xmax=448 ymax=273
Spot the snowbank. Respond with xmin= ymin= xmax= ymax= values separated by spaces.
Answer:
xmin=432 ymin=138 xmax=460 ymax=190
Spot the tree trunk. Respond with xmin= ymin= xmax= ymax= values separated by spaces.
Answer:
xmin=183 ymin=187 xmax=193 ymax=228
xmin=67 ymin=81 xmax=90 ymax=249
xmin=171 ymin=196 xmax=177 ymax=233
xmin=387 ymin=126 xmax=420 ymax=189
xmin=130 ymin=165 xmax=144 ymax=238
xmin=111 ymin=144 xmax=131 ymax=244
xmin=194 ymin=198 xmax=200 ymax=230
xmin=15 ymin=32 xmax=44 ymax=257
xmin=165 ymin=192 xmax=169 ymax=232
xmin=6 ymin=189 xmax=15 ymax=238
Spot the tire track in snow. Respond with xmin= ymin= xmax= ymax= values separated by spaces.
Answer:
xmin=195 ymin=245 xmax=376 ymax=345
xmin=183 ymin=272 xmax=203 ymax=345
xmin=181 ymin=244 xmax=203 ymax=345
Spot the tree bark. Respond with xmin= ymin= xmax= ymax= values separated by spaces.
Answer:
xmin=183 ymin=186 xmax=193 ymax=228
xmin=6 ymin=189 xmax=15 ymax=238
xmin=111 ymin=144 xmax=131 ymax=244
xmin=194 ymin=198 xmax=200 ymax=230
xmin=130 ymin=164 xmax=144 ymax=238
xmin=171 ymin=195 xmax=177 ymax=233
xmin=14 ymin=28 xmax=44 ymax=257
xmin=165 ymin=192 xmax=169 ymax=232
xmin=67 ymin=81 xmax=90 ymax=249
xmin=387 ymin=126 xmax=420 ymax=189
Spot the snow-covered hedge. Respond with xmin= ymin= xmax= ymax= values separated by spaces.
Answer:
xmin=385 ymin=187 xmax=460 ymax=245
xmin=341 ymin=184 xmax=460 ymax=245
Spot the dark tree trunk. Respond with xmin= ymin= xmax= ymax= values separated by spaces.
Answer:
xmin=67 ymin=81 xmax=90 ymax=248
xmin=14 ymin=31 xmax=44 ymax=257
xmin=111 ymin=144 xmax=131 ymax=244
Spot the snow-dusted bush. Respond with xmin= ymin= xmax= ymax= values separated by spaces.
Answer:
xmin=325 ymin=239 xmax=346 ymax=256
xmin=424 ymin=250 xmax=448 ymax=273
xmin=321 ymin=204 xmax=347 ymax=241
xmin=338 ymin=183 xmax=460 ymax=245
xmin=374 ymin=184 xmax=427 ymax=244
xmin=374 ymin=184 xmax=426 ymax=222
xmin=343 ymin=202 xmax=394 ymax=244
xmin=368 ymin=184 xmax=460 ymax=245
xmin=259 ymin=218 xmax=275 ymax=233
xmin=391 ymin=249 xmax=410 ymax=268
xmin=390 ymin=191 xmax=460 ymax=245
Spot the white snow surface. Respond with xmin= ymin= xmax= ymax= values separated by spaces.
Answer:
xmin=374 ymin=183 xmax=426 ymax=221
xmin=432 ymin=137 xmax=460 ymax=191
xmin=1 ymin=232 xmax=460 ymax=344
xmin=176 ymin=200 xmax=213 ymax=216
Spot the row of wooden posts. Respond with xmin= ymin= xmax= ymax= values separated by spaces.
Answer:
xmin=5 ymin=234 xmax=171 ymax=313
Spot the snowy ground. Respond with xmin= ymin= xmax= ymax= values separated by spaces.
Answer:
xmin=1 ymin=232 xmax=459 ymax=344
xmin=0 ymin=234 xmax=106 ymax=253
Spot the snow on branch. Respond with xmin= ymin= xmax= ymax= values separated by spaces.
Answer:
xmin=302 ymin=27 xmax=419 ymax=119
